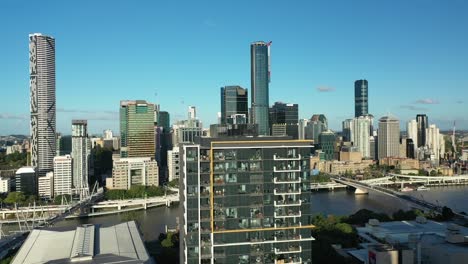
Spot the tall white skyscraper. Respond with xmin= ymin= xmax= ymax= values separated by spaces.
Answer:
xmin=426 ymin=124 xmax=445 ymax=164
xmin=298 ymin=119 xmax=309 ymax=140
xmin=378 ymin=116 xmax=400 ymax=159
xmin=188 ymin=106 xmax=196 ymax=120
xmin=406 ymin=119 xmax=418 ymax=155
xmin=53 ymin=155 xmax=72 ymax=196
xmin=30 ymin=33 xmax=56 ymax=176
xmin=352 ymin=116 xmax=372 ymax=158
xmin=103 ymin=129 xmax=113 ymax=140
xmin=71 ymin=120 xmax=91 ymax=195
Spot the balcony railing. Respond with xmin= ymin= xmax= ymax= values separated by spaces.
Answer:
xmin=274 ymin=177 xmax=301 ymax=184
xmin=275 ymin=246 xmax=302 ymax=255
xmin=274 ymin=166 xmax=301 ymax=173
xmin=274 ymin=188 xmax=301 ymax=195
xmin=274 ymin=200 xmax=301 ymax=207
xmin=274 ymin=221 xmax=302 ymax=228
xmin=273 ymin=154 xmax=301 ymax=161
xmin=275 ymin=234 xmax=301 ymax=241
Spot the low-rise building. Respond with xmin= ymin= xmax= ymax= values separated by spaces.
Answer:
xmin=313 ymin=160 xmax=373 ymax=175
xmin=109 ymin=157 xmax=158 ymax=190
xmin=379 ymin=157 xmax=419 ymax=169
xmin=340 ymin=146 xmax=362 ymax=162
xmin=38 ymin=172 xmax=54 ymax=199
xmin=347 ymin=218 xmax=468 ymax=264
xmin=12 ymin=221 xmax=152 ymax=264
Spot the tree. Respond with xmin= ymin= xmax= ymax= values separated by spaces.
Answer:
xmin=4 ymin=192 xmax=26 ymax=205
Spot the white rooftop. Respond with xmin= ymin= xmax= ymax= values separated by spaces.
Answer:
xmin=12 ymin=221 xmax=152 ymax=264
xmin=16 ymin=167 xmax=35 ymax=175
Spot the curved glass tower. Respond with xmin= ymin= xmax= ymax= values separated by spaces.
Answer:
xmin=251 ymin=41 xmax=271 ymax=135
xmin=354 ymin=79 xmax=368 ymax=117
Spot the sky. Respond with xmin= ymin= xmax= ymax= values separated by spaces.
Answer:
xmin=1 ymin=0 xmax=467 ymax=136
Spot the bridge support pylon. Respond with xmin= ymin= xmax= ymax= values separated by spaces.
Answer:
xmin=355 ymin=188 xmax=369 ymax=195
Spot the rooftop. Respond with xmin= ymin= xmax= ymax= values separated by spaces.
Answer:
xmin=16 ymin=167 xmax=35 ymax=175
xmin=12 ymin=221 xmax=152 ymax=264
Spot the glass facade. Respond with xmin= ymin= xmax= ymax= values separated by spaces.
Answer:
xmin=318 ymin=131 xmax=336 ymax=161
xmin=251 ymin=42 xmax=270 ymax=136
xmin=220 ymin=86 xmax=248 ymax=125
xmin=120 ymin=100 xmax=156 ymax=158
xmin=180 ymin=139 xmax=315 ymax=264
xmin=416 ymin=114 xmax=428 ymax=148
xmin=269 ymin=102 xmax=299 ymax=139
xmin=354 ymin=80 xmax=368 ymax=117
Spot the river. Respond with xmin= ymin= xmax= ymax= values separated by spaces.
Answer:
xmin=2 ymin=186 xmax=468 ymax=241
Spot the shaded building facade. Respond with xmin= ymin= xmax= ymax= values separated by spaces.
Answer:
xmin=179 ymin=138 xmax=315 ymax=264
xmin=269 ymin=102 xmax=299 ymax=139
xmin=220 ymin=86 xmax=248 ymax=124
xmin=354 ymin=79 xmax=368 ymax=117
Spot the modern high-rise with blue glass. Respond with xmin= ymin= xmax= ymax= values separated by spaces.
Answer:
xmin=354 ymin=79 xmax=368 ymax=117
xmin=251 ymin=41 xmax=271 ymax=136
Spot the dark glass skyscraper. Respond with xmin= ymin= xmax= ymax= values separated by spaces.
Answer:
xmin=251 ymin=41 xmax=271 ymax=135
xmin=416 ymin=114 xmax=428 ymax=147
xmin=354 ymin=79 xmax=368 ymax=117
xmin=158 ymin=111 xmax=170 ymax=133
xmin=220 ymin=86 xmax=248 ymax=124
xmin=269 ymin=102 xmax=299 ymax=138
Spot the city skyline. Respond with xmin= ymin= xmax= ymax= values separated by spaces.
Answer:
xmin=1 ymin=1 xmax=468 ymax=135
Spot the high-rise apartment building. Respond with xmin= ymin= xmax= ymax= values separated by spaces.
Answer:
xmin=354 ymin=80 xmax=368 ymax=117
xmin=38 ymin=172 xmax=54 ymax=199
xmin=378 ymin=116 xmax=400 ymax=160
xmin=416 ymin=114 xmax=428 ymax=147
xmin=180 ymin=138 xmax=315 ymax=264
xmin=120 ymin=100 xmax=156 ymax=158
xmin=342 ymin=119 xmax=353 ymax=142
xmin=71 ymin=120 xmax=91 ymax=193
xmin=425 ymin=124 xmax=445 ymax=165
xmin=298 ymin=119 xmax=309 ymax=140
xmin=352 ymin=116 xmax=372 ymax=158
xmin=406 ymin=119 xmax=418 ymax=155
xmin=251 ymin=41 xmax=271 ymax=135
xmin=167 ymin=147 xmax=180 ymax=182
xmin=29 ymin=33 xmax=56 ymax=177
xmin=158 ymin=111 xmax=171 ymax=133
xmin=220 ymin=86 xmax=248 ymax=124
xmin=53 ymin=155 xmax=73 ymax=196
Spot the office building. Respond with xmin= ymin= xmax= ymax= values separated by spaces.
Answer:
xmin=406 ymin=119 xmax=418 ymax=156
xmin=352 ymin=116 xmax=372 ymax=158
xmin=227 ymin=114 xmax=248 ymax=125
xmin=12 ymin=221 xmax=152 ymax=264
xmin=416 ymin=114 xmax=428 ymax=147
xmin=378 ymin=116 xmax=400 ymax=159
xmin=271 ymin=123 xmax=287 ymax=137
xmin=103 ymin=129 xmax=113 ymax=140
xmin=120 ymin=100 xmax=156 ymax=158
xmin=29 ymin=33 xmax=56 ymax=177
xmin=108 ymin=157 xmax=158 ymax=190
xmin=53 ymin=155 xmax=72 ymax=196
xmin=298 ymin=119 xmax=309 ymax=140
xmin=426 ymin=124 xmax=445 ymax=165
xmin=269 ymin=102 xmax=299 ymax=139
xmin=319 ymin=130 xmax=336 ymax=160
xmin=209 ymin=123 xmax=259 ymax=138
xmin=188 ymin=106 xmax=197 ymax=120
xmin=71 ymin=120 xmax=91 ymax=193
xmin=172 ymin=107 xmax=203 ymax=146
xmin=251 ymin=41 xmax=271 ymax=135
xmin=158 ymin=111 xmax=171 ymax=133
xmin=354 ymin=79 xmax=368 ymax=117
xmin=342 ymin=119 xmax=353 ymax=142
xmin=306 ymin=114 xmax=327 ymax=143
xmin=220 ymin=86 xmax=248 ymax=124
xmin=406 ymin=138 xmax=415 ymax=159
xmin=369 ymin=136 xmax=377 ymax=160
xmin=180 ymin=138 xmax=315 ymax=264
xmin=15 ymin=167 xmax=37 ymax=195
xmin=38 ymin=172 xmax=53 ymax=199
xmin=0 ymin=177 xmax=11 ymax=193
xmin=167 ymin=147 xmax=180 ymax=182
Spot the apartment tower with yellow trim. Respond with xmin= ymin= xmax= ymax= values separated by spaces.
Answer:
xmin=179 ymin=138 xmax=315 ymax=264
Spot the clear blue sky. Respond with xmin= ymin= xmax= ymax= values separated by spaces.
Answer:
xmin=1 ymin=0 xmax=467 ymax=136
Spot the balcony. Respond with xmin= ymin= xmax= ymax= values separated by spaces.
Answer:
xmin=274 ymin=210 xmax=301 ymax=218
xmin=273 ymin=154 xmax=301 ymax=161
xmin=275 ymin=257 xmax=302 ymax=264
xmin=274 ymin=177 xmax=301 ymax=184
xmin=275 ymin=234 xmax=302 ymax=242
xmin=274 ymin=200 xmax=301 ymax=207
xmin=274 ymin=188 xmax=301 ymax=195
xmin=275 ymin=246 xmax=302 ymax=255
xmin=274 ymin=166 xmax=301 ymax=173
xmin=274 ymin=221 xmax=302 ymax=228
